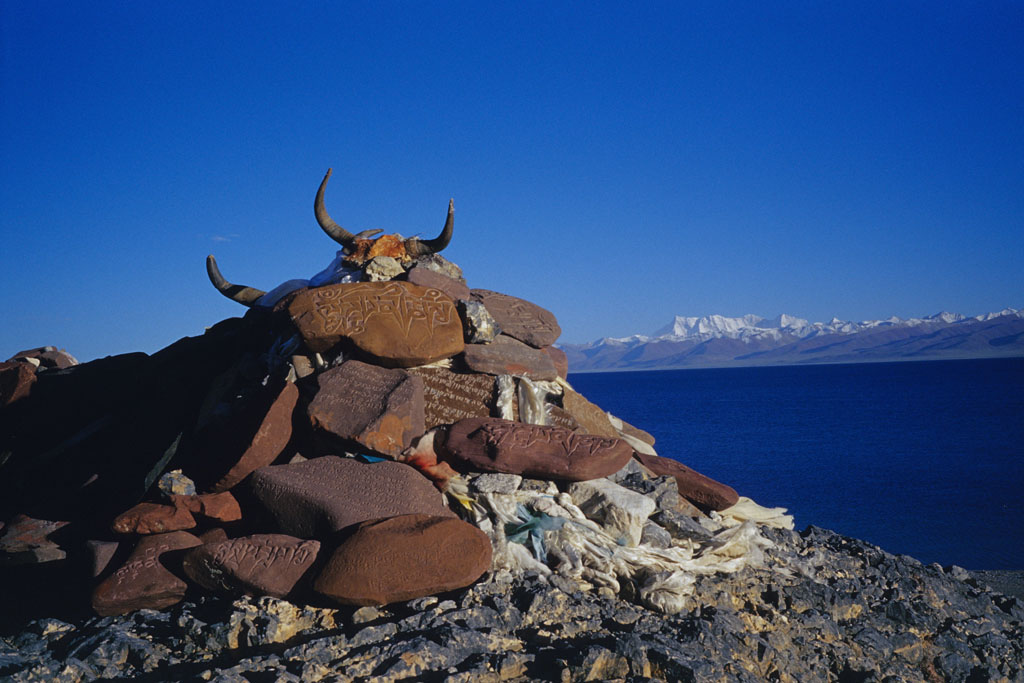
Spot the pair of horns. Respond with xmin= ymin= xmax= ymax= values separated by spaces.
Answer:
xmin=208 ymin=169 xmax=455 ymax=306
xmin=315 ymin=168 xmax=454 ymax=257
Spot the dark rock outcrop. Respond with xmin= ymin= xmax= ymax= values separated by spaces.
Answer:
xmin=3 ymin=526 xmax=1021 ymax=681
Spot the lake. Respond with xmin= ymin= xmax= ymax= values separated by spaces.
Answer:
xmin=570 ymin=357 xmax=1024 ymax=570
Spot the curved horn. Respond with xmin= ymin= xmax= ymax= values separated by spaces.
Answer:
xmin=314 ymin=168 xmax=357 ymax=247
xmin=405 ymin=199 xmax=454 ymax=257
xmin=206 ymin=255 xmax=266 ymax=307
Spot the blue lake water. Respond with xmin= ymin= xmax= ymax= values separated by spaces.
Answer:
xmin=570 ymin=357 xmax=1024 ymax=570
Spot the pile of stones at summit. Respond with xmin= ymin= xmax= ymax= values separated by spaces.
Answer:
xmin=0 ymin=170 xmax=737 ymax=616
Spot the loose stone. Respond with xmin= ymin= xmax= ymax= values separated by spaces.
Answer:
xmin=288 ymin=281 xmax=464 ymax=366
xmin=406 ymin=265 xmax=470 ymax=301
xmin=210 ymin=381 xmax=299 ymax=492
xmin=172 ymin=491 xmax=243 ymax=523
xmin=460 ymin=334 xmax=558 ymax=380
xmin=91 ymin=531 xmax=202 ymax=616
xmin=313 ymin=514 xmax=492 ymax=606
xmin=561 ymin=387 xmax=619 ymax=438
xmin=246 ymin=456 xmax=454 ymax=538
xmin=543 ymin=345 xmax=569 ymax=379
xmin=407 ymin=366 xmax=498 ymax=429
xmin=442 ymin=417 xmax=633 ymax=481
xmin=0 ymin=514 xmax=69 ymax=565
xmin=111 ymin=502 xmax=197 ymax=535
xmin=308 ymin=360 xmax=425 ymax=457
xmin=469 ymin=289 xmax=561 ymax=348
xmin=0 ymin=361 xmax=36 ymax=407
xmin=457 ymin=299 xmax=502 ymax=343
xmin=183 ymin=534 xmax=320 ymax=598
xmin=632 ymin=452 xmax=739 ymax=512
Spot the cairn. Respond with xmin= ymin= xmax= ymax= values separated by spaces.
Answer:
xmin=0 ymin=169 xmax=790 ymax=621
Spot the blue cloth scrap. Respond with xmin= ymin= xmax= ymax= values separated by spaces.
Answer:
xmin=505 ymin=504 xmax=566 ymax=561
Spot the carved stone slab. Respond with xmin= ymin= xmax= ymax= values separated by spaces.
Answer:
xmin=460 ymin=335 xmax=557 ymax=381
xmin=407 ymin=366 xmax=498 ymax=429
xmin=405 ymin=265 xmax=470 ymax=302
xmin=112 ymin=502 xmax=196 ymax=535
xmin=313 ymin=514 xmax=491 ymax=606
xmin=561 ymin=387 xmax=618 ymax=438
xmin=183 ymin=533 xmax=320 ymax=598
xmin=247 ymin=456 xmax=454 ymax=538
xmin=210 ymin=381 xmax=299 ymax=492
xmin=308 ymin=361 xmax=425 ymax=457
xmin=543 ymin=346 xmax=569 ymax=379
xmin=546 ymin=403 xmax=581 ymax=431
xmin=632 ymin=452 xmax=739 ymax=512
xmin=91 ymin=531 xmax=202 ymax=616
xmin=288 ymin=281 xmax=464 ymax=367
xmin=442 ymin=417 xmax=633 ymax=481
xmin=470 ymin=289 xmax=561 ymax=348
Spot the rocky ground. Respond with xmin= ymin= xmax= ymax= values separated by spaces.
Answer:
xmin=2 ymin=524 xmax=1021 ymax=683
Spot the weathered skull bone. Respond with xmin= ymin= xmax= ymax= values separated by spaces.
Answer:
xmin=206 ymin=168 xmax=455 ymax=307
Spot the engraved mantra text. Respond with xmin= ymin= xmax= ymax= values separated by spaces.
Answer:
xmin=483 ymin=423 xmax=618 ymax=457
xmin=313 ymin=284 xmax=454 ymax=337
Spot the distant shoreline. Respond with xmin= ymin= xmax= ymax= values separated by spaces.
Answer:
xmin=565 ymin=353 xmax=1024 ymax=375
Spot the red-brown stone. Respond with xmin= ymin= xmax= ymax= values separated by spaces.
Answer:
xmin=407 ymin=366 xmax=498 ymax=429
xmin=209 ymin=381 xmax=299 ymax=492
xmin=172 ymin=491 xmax=242 ymax=523
xmin=111 ymin=502 xmax=197 ymax=535
xmin=91 ymin=531 xmax=202 ymax=616
xmin=288 ymin=281 xmax=464 ymax=366
xmin=0 ymin=361 xmax=36 ymax=407
xmin=543 ymin=346 xmax=569 ymax=379
xmin=460 ymin=335 xmax=558 ymax=380
xmin=313 ymin=514 xmax=492 ymax=606
xmin=469 ymin=289 xmax=561 ymax=348
xmin=183 ymin=534 xmax=320 ymax=598
xmin=308 ymin=361 xmax=425 ymax=457
xmin=246 ymin=456 xmax=454 ymax=538
xmin=561 ymin=388 xmax=619 ymax=438
xmin=405 ymin=265 xmax=471 ymax=302
xmin=632 ymin=452 xmax=739 ymax=512
xmin=0 ymin=514 xmax=69 ymax=565
xmin=441 ymin=417 xmax=633 ymax=481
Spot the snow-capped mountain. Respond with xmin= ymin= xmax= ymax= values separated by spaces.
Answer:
xmin=561 ymin=308 xmax=1024 ymax=372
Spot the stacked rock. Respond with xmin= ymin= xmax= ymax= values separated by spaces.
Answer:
xmin=0 ymin=171 xmax=747 ymax=622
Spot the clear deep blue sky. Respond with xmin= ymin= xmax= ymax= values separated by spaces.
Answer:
xmin=2 ymin=2 xmax=1022 ymax=361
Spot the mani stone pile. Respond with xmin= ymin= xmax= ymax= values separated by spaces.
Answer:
xmin=2 ymin=172 xmax=1022 ymax=681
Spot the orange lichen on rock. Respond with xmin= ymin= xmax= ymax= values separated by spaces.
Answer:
xmin=345 ymin=234 xmax=410 ymax=265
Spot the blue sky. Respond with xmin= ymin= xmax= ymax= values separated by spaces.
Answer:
xmin=2 ymin=2 xmax=1021 ymax=361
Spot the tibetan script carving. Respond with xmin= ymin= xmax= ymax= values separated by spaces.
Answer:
xmin=408 ymin=366 xmax=497 ymax=428
xmin=443 ymin=417 xmax=633 ymax=482
xmin=289 ymin=282 xmax=464 ymax=366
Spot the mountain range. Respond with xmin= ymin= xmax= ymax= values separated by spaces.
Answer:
xmin=560 ymin=307 xmax=1024 ymax=372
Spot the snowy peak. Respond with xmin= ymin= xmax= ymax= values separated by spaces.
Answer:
xmin=617 ymin=307 xmax=1024 ymax=346
xmin=564 ymin=306 xmax=1024 ymax=371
